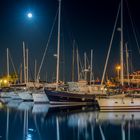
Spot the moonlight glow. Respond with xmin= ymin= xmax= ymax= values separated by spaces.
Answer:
xmin=27 ymin=13 xmax=33 ymax=18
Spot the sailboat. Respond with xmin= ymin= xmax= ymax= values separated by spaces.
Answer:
xmin=44 ymin=0 xmax=98 ymax=107
xmin=97 ymin=0 xmax=140 ymax=111
xmin=68 ymin=48 xmax=107 ymax=95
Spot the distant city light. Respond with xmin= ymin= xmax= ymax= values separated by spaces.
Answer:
xmin=27 ymin=13 xmax=33 ymax=18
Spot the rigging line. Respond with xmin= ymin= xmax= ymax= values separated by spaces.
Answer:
xmin=75 ymin=43 xmax=83 ymax=76
xmin=101 ymin=3 xmax=121 ymax=85
xmin=125 ymin=0 xmax=140 ymax=55
xmin=37 ymin=8 xmax=59 ymax=80
xmin=9 ymin=51 xmax=17 ymax=74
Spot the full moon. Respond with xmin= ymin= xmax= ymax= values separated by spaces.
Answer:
xmin=27 ymin=13 xmax=33 ymax=18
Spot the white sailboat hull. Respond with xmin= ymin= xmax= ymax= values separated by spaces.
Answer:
xmin=18 ymin=91 xmax=33 ymax=101
xmin=32 ymin=92 xmax=49 ymax=103
xmin=0 ymin=92 xmax=21 ymax=100
xmin=97 ymin=97 xmax=140 ymax=111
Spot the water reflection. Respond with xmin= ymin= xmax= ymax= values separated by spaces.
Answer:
xmin=0 ymin=101 xmax=140 ymax=140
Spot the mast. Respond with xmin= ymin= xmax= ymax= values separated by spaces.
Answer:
xmin=20 ymin=63 xmax=23 ymax=83
xmin=6 ymin=48 xmax=9 ymax=77
xmin=34 ymin=59 xmax=37 ymax=82
xmin=56 ymin=0 xmax=61 ymax=89
xmin=23 ymin=42 xmax=26 ymax=84
xmin=76 ymin=48 xmax=80 ymax=81
xmin=72 ymin=40 xmax=75 ymax=81
xmin=90 ymin=49 xmax=93 ymax=85
xmin=26 ymin=48 xmax=29 ymax=84
xmin=120 ymin=0 xmax=124 ymax=86
xmin=125 ymin=43 xmax=130 ymax=85
xmin=84 ymin=52 xmax=87 ymax=81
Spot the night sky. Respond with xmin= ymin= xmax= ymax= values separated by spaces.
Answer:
xmin=0 ymin=0 xmax=140 ymax=82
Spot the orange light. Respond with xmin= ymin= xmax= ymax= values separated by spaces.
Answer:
xmin=116 ymin=65 xmax=121 ymax=70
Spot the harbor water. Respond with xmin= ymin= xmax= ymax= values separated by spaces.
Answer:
xmin=0 ymin=101 xmax=140 ymax=140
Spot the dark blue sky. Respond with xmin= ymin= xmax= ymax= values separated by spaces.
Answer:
xmin=0 ymin=0 xmax=140 ymax=81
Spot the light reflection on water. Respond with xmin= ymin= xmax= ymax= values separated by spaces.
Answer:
xmin=0 ymin=101 xmax=140 ymax=140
